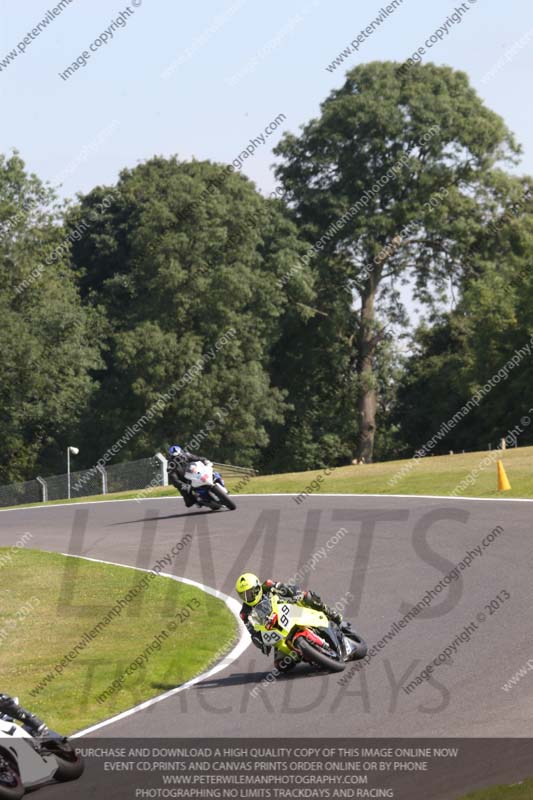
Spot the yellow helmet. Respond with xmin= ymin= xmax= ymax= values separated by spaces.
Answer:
xmin=235 ymin=572 xmax=262 ymax=606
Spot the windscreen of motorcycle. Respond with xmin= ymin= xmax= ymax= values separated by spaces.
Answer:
xmin=251 ymin=595 xmax=272 ymax=623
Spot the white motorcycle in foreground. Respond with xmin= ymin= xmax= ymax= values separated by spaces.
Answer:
xmin=0 ymin=706 xmax=84 ymax=798
xmin=183 ymin=460 xmax=237 ymax=511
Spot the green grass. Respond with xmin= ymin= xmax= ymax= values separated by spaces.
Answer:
xmin=239 ymin=445 xmax=533 ymax=499
xmin=3 ymin=445 xmax=533 ymax=513
xmin=0 ymin=549 xmax=237 ymax=734
xmin=457 ymin=778 xmax=533 ymax=799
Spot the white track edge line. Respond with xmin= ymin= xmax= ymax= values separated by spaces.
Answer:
xmin=2 ymin=492 xmax=533 ymax=514
xmin=50 ymin=553 xmax=250 ymax=738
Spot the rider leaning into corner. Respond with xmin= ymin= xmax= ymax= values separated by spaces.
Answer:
xmin=236 ymin=573 xmax=351 ymax=673
xmin=0 ymin=693 xmax=47 ymax=735
xmin=167 ymin=444 xmax=209 ymax=508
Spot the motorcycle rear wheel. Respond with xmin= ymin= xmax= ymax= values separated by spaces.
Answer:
xmin=53 ymin=753 xmax=84 ymax=782
xmin=295 ymin=636 xmax=345 ymax=673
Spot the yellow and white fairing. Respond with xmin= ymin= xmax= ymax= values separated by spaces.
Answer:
xmin=249 ymin=594 xmax=330 ymax=658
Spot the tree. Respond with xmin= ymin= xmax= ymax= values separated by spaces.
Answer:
xmin=263 ymin=237 xmax=360 ymax=472
xmin=68 ymin=157 xmax=313 ymax=467
xmin=393 ymin=316 xmax=470 ymax=455
xmin=274 ymin=62 xmax=520 ymax=462
xmin=394 ymin=176 xmax=533 ymax=455
xmin=0 ymin=152 xmax=102 ymax=482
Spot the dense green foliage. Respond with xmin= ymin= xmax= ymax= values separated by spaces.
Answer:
xmin=0 ymin=153 xmax=102 ymax=482
xmin=395 ymin=176 xmax=533 ymax=455
xmin=67 ymin=157 xmax=314 ymax=468
xmin=1 ymin=62 xmax=533 ymax=482
xmin=273 ymin=61 xmax=521 ymax=462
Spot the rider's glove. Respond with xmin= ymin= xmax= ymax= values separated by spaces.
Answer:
xmin=275 ymin=582 xmax=302 ymax=601
xmin=0 ymin=696 xmax=47 ymax=736
xmin=24 ymin=713 xmax=48 ymax=736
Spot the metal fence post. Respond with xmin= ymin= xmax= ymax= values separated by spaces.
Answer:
xmin=155 ymin=452 xmax=168 ymax=486
xmin=97 ymin=465 xmax=108 ymax=495
xmin=1 ymin=455 xmax=252 ymax=508
xmin=36 ymin=476 xmax=48 ymax=503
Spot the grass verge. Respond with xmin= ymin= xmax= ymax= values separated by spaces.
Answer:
xmin=457 ymin=778 xmax=533 ymax=799
xmin=2 ymin=445 xmax=533 ymax=512
xmin=239 ymin=446 xmax=533 ymax=500
xmin=0 ymin=548 xmax=237 ymax=734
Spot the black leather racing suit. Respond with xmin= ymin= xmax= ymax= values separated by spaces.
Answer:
xmin=0 ymin=693 xmax=47 ymax=735
xmin=167 ymin=450 xmax=209 ymax=508
xmin=240 ymin=581 xmax=342 ymax=672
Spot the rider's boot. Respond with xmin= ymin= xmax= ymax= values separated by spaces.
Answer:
xmin=303 ymin=591 xmax=343 ymax=626
xmin=180 ymin=483 xmax=195 ymax=508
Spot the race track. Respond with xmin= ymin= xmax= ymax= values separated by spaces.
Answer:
xmin=1 ymin=493 xmax=532 ymax=742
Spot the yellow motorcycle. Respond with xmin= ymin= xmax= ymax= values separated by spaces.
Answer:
xmin=249 ymin=594 xmax=367 ymax=673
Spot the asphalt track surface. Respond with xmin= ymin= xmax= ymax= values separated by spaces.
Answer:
xmin=2 ymin=494 xmax=533 ymax=797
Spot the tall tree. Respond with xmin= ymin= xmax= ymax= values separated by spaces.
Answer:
xmin=274 ymin=62 xmax=520 ymax=462
xmin=0 ymin=152 xmax=102 ymax=482
xmin=68 ymin=157 xmax=313 ymax=467
xmin=395 ymin=177 xmax=533 ymax=455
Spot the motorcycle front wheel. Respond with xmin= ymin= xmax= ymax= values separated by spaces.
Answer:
xmin=295 ymin=636 xmax=345 ymax=673
xmin=40 ymin=740 xmax=84 ymax=782
xmin=0 ymin=751 xmax=23 ymax=800
xmin=345 ymin=631 xmax=368 ymax=661
xmin=209 ymin=484 xmax=237 ymax=511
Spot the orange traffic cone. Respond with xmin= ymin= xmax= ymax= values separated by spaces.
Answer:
xmin=497 ymin=460 xmax=511 ymax=491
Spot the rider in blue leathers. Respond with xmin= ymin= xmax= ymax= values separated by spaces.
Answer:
xmin=167 ymin=444 xmax=209 ymax=508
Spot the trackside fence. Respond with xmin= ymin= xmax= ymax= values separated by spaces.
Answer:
xmin=0 ymin=455 xmax=256 ymax=509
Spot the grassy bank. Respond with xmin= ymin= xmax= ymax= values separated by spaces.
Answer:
xmin=237 ymin=445 xmax=533 ymax=499
xmin=0 ymin=549 xmax=237 ymax=733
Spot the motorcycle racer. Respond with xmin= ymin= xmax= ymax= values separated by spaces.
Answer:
xmin=235 ymin=572 xmax=347 ymax=672
xmin=167 ymin=444 xmax=209 ymax=508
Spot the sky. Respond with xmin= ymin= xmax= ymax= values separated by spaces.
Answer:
xmin=1 ymin=0 xmax=532 ymax=324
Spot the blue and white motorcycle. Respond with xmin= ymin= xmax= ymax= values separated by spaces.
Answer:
xmin=184 ymin=460 xmax=237 ymax=511
xmin=0 ymin=705 xmax=83 ymax=797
